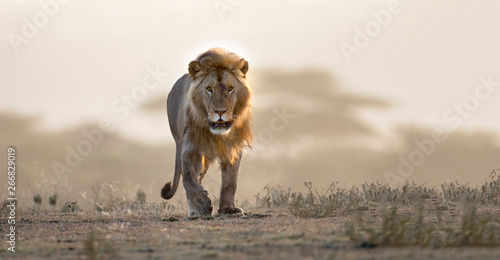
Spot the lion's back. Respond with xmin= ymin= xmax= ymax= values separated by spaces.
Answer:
xmin=167 ymin=73 xmax=190 ymax=142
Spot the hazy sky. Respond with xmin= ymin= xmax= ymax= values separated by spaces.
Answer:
xmin=2 ymin=1 xmax=500 ymax=206
xmin=1 ymin=0 xmax=500 ymax=142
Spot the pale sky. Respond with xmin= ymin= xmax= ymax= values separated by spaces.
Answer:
xmin=2 ymin=1 xmax=500 ymax=204
xmin=1 ymin=0 xmax=500 ymax=143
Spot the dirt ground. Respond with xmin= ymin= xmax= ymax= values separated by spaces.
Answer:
xmin=2 ymin=205 xmax=500 ymax=260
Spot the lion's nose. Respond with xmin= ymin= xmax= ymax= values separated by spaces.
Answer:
xmin=214 ymin=109 xmax=227 ymax=117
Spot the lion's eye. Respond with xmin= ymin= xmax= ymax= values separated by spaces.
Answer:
xmin=206 ymin=87 xmax=212 ymax=93
xmin=228 ymin=86 xmax=234 ymax=92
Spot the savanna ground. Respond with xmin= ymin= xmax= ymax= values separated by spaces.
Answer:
xmin=2 ymin=171 xmax=500 ymax=259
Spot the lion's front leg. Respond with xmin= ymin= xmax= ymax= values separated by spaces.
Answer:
xmin=182 ymin=148 xmax=213 ymax=216
xmin=218 ymin=151 xmax=243 ymax=215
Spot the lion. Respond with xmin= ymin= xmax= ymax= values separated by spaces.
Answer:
xmin=161 ymin=48 xmax=252 ymax=216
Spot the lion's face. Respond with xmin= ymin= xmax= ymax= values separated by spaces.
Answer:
xmin=188 ymin=57 xmax=250 ymax=136
xmin=202 ymin=71 xmax=243 ymax=135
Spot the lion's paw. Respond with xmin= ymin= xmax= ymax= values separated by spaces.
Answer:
xmin=218 ymin=207 xmax=243 ymax=215
xmin=188 ymin=194 xmax=213 ymax=216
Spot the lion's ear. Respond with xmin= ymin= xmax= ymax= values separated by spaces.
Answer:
xmin=239 ymin=59 xmax=249 ymax=76
xmin=188 ymin=61 xmax=202 ymax=78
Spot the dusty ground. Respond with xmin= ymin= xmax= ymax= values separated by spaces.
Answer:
xmin=2 ymin=205 xmax=500 ymax=260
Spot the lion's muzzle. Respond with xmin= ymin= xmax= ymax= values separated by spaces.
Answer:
xmin=210 ymin=120 xmax=232 ymax=129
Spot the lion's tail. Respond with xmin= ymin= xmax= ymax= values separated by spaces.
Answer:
xmin=161 ymin=170 xmax=180 ymax=200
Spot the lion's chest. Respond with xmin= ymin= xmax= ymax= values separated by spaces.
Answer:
xmin=185 ymin=130 xmax=240 ymax=163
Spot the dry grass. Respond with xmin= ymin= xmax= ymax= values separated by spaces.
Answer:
xmin=345 ymin=203 xmax=500 ymax=247
xmin=253 ymin=172 xmax=500 ymax=249
xmin=1 ymin=174 xmax=500 ymax=259
xmin=441 ymin=169 xmax=500 ymax=205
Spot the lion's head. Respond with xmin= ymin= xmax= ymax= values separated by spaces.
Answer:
xmin=187 ymin=48 xmax=251 ymax=136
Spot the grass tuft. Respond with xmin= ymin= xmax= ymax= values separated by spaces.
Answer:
xmin=345 ymin=202 xmax=500 ymax=247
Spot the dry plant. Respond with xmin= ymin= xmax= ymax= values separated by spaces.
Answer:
xmin=362 ymin=181 xmax=435 ymax=205
xmin=254 ymin=169 xmax=500 ymax=225
xmin=288 ymin=182 xmax=366 ymax=218
xmin=255 ymin=185 xmax=292 ymax=208
xmin=87 ymin=181 xmax=171 ymax=215
xmin=441 ymin=169 xmax=500 ymax=205
xmin=256 ymin=181 xmax=438 ymax=218
xmin=256 ymin=182 xmax=366 ymax=218
xmin=345 ymin=202 xmax=500 ymax=247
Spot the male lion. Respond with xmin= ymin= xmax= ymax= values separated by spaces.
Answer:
xmin=161 ymin=48 xmax=252 ymax=216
